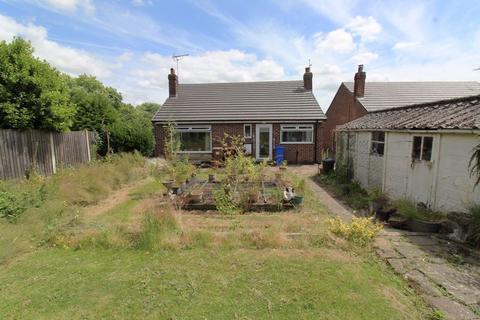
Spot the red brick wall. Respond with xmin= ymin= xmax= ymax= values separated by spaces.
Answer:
xmin=154 ymin=122 xmax=323 ymax=163
xmin=323 ymin=83 xmax=367 ymax=152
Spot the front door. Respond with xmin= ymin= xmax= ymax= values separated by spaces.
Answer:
xmin=256 ymin=124 xmax=272 ymax=160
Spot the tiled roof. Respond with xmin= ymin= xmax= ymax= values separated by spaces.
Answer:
xmin=339 ymin=95 xmax=480 ymax=131
xmin=152 ymin=81 xmax=325 ymax=123
xmin=343 ymin=81 xmax=480 ymax=112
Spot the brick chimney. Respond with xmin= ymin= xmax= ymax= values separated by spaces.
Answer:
xmin=353 ymin=64 xmax=366 ymax=97
xmin=303 ymin=67 xmax=313 ymax=91
xmin=168 ymin=68 xmax=178 ymax=98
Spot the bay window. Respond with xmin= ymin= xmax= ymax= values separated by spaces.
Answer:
xmin=280 ymin=124 xmax=314 ymax=144
xmin=176 ymin=125 xmax=212 ymax=153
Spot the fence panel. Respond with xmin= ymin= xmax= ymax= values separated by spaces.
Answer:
xmin=0 ymin=129 xmax=95 ymax=180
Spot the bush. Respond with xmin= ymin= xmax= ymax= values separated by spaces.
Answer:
xmin=467 ymin=204 xmax=480 ymax=247
xmin=327 ymin=217 xmax=383 ymax=246
xmin=213 ymin=186 xmax=239 ymax=215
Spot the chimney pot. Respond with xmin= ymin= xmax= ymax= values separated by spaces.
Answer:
xmin=303 ymin=66 xmax=313 ymax=91
xmin=168 ymin=68 xmax=178 ymax=97
xmin=354 ymin=64 xmax=366 ymax=98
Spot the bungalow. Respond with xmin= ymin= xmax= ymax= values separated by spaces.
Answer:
xmin=323 ymin=65 xmax=480 ymax=151
xmin=336 ymin=95 xmax=480 ymax=213
xmin=152 ymin=67 xmax=326 ymax=163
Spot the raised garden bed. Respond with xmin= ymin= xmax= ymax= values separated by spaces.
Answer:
xmin=169 ymin=179 xmax=295 ymax=212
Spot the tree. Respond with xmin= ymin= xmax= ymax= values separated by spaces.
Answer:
xmin=109 ymin=104 xmax=154 ymax=156
xmin=137 ymin=102 xmax=161 ymax=119
xmin=0 ymin=37 xmax=74 ymax=131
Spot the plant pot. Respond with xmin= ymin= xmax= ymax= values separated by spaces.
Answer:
xmin=171 ymin=185 xmax=182 ymax=195
xmin=162 ymin=180 xmax=174 ymax=190
xmin=189 ymin=192 xmax=203 ymax=203
xmin=290 ymin=196 xmax=303 ymax=206
xmin=388 ymin=216 xmax=408 ymax=230
xmin=407 ymin=219 xmax=441 ymax=233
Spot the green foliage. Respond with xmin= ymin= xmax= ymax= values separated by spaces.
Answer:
xmin=137 ymin=209 xmax=180 ymax=251
xmin=328 ymin=217 xmax=383 ymax=246
xmin=467 ymin=204 xmax=480 ymax=247
xmin=109 ymin=104 xmax=154 ymax=156
xmin=0 ymin=38 xmax=75 ymax=131
xmin=314 ymin=173 xmax=369 ymax=210
xmin=213 ymin=185 xmax=239 ymax=215
xmin=137 ymin=102 xmax=161 ymax=119
xmin=164 ymin=121 xmax=180 ymax=161
xmin=393 ymin=199 xmax=421 ymax=220
xmin=469 ymin=142 xmax=480 ymax=187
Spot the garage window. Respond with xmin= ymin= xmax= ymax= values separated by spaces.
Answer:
xmin=370 ymin=131 xmax=385 ymax=156
xmin=412 ymin=136 xmax=433 ymax=161
xmin=280 ymin=125 xmax=313 ymax=144
xmin=176 ymin=126 xmax=212 ymax=153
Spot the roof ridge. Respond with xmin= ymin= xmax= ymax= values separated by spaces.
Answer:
xmin=179 ymin=80 xmax=302 ymax=86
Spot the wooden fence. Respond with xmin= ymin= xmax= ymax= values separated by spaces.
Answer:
xmin=0 ymin=129 xmax=96 ymax=180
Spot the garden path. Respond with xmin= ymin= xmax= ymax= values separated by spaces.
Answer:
xmin=291 ymin=165 xmax=480 ymax=320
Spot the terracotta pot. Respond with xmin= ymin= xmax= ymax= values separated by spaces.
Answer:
xmin=189 ymin=192 xmax=203 ymax=203
xmin=162 ymin=180 xmax=174 ymax=190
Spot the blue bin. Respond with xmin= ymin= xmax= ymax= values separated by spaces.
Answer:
xmin=275 ymin=146 xmax=285 ymax=166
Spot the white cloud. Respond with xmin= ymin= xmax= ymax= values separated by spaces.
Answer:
xmin=352 ymin=50 xmax=378 ymax=64
xmin=0 ymin=14 xmax=112 ymax=77
xmin=392 ymin=41 xmax=420 ymax=51
xmin=314 ymin=29 xmax=355 ymax=53
xmin=43 ymin=0 xmax=95 ymax=13
xmin=346 ymin=16 xmax=382 ymax=41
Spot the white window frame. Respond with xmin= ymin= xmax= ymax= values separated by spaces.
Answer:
xmin=370 ymin=131 xmax=385 ymax=156
xmin=175 ymin=125 xmax=212 ymax=153
xmin=411 ymin=135 xmax=434 ymax=162
xmin=280 ymin=124 xmax=314 ymax=144
xmin=244 ymin=124 xmax=252 ymax=138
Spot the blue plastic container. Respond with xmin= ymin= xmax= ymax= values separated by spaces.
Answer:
xmin=275 ymin=146 xmax=285 ymax=166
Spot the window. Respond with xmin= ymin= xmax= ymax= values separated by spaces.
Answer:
xmin=370 ymin=131 xmax=385 ymax=156
xmin=244 ymin=124 xmax=252 ymax=138
xmin=412 ymin=136 xmax=433 ymax=161
xmin=176 ymin=126 xmax=211 ymax=153
xmin=280 ymin=124 xmax=313 ymax=144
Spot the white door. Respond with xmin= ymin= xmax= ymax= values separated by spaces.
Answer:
xmin=256 ymin=124 xmax=272 ymax=160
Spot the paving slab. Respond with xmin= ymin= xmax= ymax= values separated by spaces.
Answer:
xmin=394 ymin=242 xmax=429 ymax=259
xmin=405 ymin=270 xmax=442 ymax=297
xmin=387 ymin=258 xmax=410 ymax=275
xmin=374 ymin=238 xmax=403 ymax=259
xmin=422 ymin=295 xmax=479 ymax=320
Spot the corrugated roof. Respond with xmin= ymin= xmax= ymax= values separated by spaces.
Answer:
xmin=343 ymin=81 xmax=480 ymax=112
xmin=152 ymin=80 xmax=325 ymax=122
xmin=339 ymin=95 xmax=480 ymax=131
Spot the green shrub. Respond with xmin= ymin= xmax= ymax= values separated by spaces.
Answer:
xmin=327 ymin=217 xmax=383 ymax=246
xmin=467 ymin=204 xmax=480 ymax=247
xmin=136 ymin=208 xmax=180 ymax=250
xmin=213 ymin=186 xmax=239 ymax=215
xmin=393 ymin=199 xmax=422 ymax=220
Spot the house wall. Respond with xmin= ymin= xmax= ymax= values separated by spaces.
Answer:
xmin=323 ymin=84 xmax=367 ymax=152
xmin=338 ymin=130 xmax=480 ymax=212
xmin=154 ymin=122 xmax=324 ymax=164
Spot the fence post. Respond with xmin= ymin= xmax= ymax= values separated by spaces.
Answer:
xmin=85 ymin=130 xmax=91 ymax=162
xmin=49 ymin=132 xmax=57 ymax=174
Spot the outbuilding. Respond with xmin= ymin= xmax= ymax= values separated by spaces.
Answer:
xmin=336 ymin=95 xmax=480 ymax=212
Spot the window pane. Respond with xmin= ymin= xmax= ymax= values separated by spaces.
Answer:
xmin=281 ymin=130 xmax=312 ymax=143
xmin=422 ymin=137 xmax=433 ymax=161
xmin=412 ymin=136 xmax=422 ymax=160
xmin=244 ymin=125 xmax=251 ymax=137
xmin=372 ymin=131 xmax=385 ymax=142
xmin=371 ymin=142 xmax=384 ymax=156
xmin=178 ymin=132 xmax=211 ymax=152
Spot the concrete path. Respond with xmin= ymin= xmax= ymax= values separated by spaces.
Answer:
xmin=291 ymin=165 xmax=480 ymax=320
xmin=289 ymin=165 xmax=353 ymax=222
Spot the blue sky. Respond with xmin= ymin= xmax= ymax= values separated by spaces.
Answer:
xmin=1 ymin=0 xmax=480 ymax=110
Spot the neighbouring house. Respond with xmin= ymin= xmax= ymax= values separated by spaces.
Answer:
xmin=323 ymin=65 xmax=480 ymax=151
xmin=152 ymin=67 xmax=326 ymax=163
xmin=336 ymin=95 xmax=480 ymax=213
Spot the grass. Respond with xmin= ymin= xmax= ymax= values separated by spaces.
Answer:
xmin=0 ymin=160 xmax=435 ymax=319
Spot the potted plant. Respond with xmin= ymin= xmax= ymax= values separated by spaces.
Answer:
xmin=393 ymin=199 xmax=442 ymax=233
xmin=368 ymin=188 xmax=393 ymax=221
xmin=162 ymin=179 xmax=175 ymax=190
xmin=189 ymin=189 xmax=203 ymax=203
xmin=279 ymin=160 xmax=288 ymax=171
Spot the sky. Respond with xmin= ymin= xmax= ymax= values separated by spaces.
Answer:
xmin=1 ymin=0 xmax=480 ymax=110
